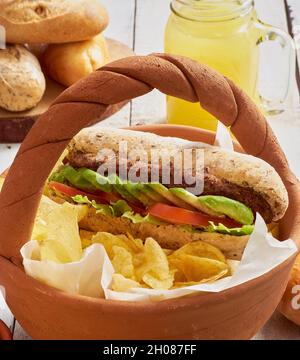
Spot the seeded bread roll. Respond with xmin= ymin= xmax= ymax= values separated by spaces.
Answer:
xmin=0 ymin=0 xmax=109 ymax=44
xmin=0 ymin=44 xmax=46 ymax=112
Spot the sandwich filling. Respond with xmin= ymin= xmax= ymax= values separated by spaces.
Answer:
xmin=48 ymin=165 xmax=255 ymax=236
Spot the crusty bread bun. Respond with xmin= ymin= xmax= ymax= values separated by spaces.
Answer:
xmin=42 ymin=33 xmax=110 ymax=87
xmin=0 ymin=44 xmax=46 ymax=112
xmin=0 ymin=0 xmax=109 ymax=44
xmin=278 ymin=254 xmax=300 ymax=326
xmin=67 ymin=128 xmax=289 ymax=223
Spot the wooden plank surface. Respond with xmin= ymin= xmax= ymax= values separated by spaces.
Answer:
xmin=285 ymin=0 xmax=300 ymax=97
xmin=0 ymin=0 xmax=299 ymax=340
xmin=93 ymin=0 xmax=135 ymax=129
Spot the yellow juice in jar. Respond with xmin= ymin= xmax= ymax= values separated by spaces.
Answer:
xmin=165 ymin=1 xmax=260 ymax=131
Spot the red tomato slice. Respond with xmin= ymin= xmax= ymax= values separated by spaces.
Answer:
xmin=48 ymin=181 xmax=121 ymax=204
xmin=148 ymin=203 xmax=241 ymax=228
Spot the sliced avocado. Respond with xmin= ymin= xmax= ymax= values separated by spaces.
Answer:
xmin=107 ymin=174 xmax=138 ymax=204
xmin=52 ymin=165 xmax=94 ymax=191
xmin=79 ymin=168 xmax=112 ymax=193
xmin=198 ymin=195 xmax=254 ymax=225
xmin=124 ymin=182 xmax=154 ymax=207
xmin=138 ymin=184 xmax=170 ymax=204
xmin=169 ymin=188 xmax=221 ymax=217
xmin=147 ymin=183 xmax=195 ymax=210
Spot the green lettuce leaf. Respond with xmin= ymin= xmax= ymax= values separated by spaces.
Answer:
xmin=121 ymin=212 xmax=167 ymax=225
xmin=72 ymin=195 xmax=114 ymax=216
xmin=205 ymin=222 xmax=254 ymax=236
xmin=111 ymin=200 xmax=132 ymax=217
xmin=72 ymin=195 xmax=132 ymax=217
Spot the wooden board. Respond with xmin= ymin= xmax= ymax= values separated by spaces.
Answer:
xmin=0 ymin=38 xmax=134 ymax=143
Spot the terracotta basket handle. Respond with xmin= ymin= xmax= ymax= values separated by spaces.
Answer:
xmin=0 ymin=54 xmax=299 ymax=264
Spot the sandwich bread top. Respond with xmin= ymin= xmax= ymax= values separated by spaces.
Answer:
xmin=66 ymin=128 xmax=289 ymax=223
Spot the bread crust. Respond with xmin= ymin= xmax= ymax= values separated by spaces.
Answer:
xmin=0 ymin=0 xmax=109 ymax=44
xmin=67 ymin=128 xmax=289 ymax=222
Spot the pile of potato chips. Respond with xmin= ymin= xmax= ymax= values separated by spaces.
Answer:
xmin=81 ymin=230 xmax=230 ymax=291
xmin=28 ymin=191 xmax=230 ymax=292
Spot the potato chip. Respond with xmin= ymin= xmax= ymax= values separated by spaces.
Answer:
xmin=142 ymin=272 xmax=174 ymax=290
xmin=172 ymin=254 xmax=229 ymax=283
xmin=168 ymin=257 xmax=186 ymax=283
xmin=32 ymin=196 xmax=82 ymax=263
xmin=76 ymin=205 xmax=89 ymax=222
xmin=92 ymin=232 xmax=133 ymax=258
xmin=126 ymin=232 xmax=144 ymax=253
xmin=172 ymin=270 xmax=228 ymax=288
xmin=134 ymin=238 xmax=174 ymax=289
xmin=112 ymin=246 xmax=135 ymax=279
xmin=170 ymin=240 xmax=226 ymax=263
xmin=134 ymin=238 xmax=168 ymax=280
xmin=111 ymin=274 xmax=141 ymax=292
xmin=163 ymin=249 xmax=173 ymax=256
xmin=80 ymin=230 xmax=96 ymax=249
xmin=268 ymin=222 xmax=279 ymax=239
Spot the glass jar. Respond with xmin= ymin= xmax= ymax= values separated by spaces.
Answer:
xmin=165 ymin=0 xmax=295 ymax=131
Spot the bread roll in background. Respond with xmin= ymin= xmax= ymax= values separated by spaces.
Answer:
xmin=42 ymin=33 xmax=110 ymax=87
xmin=0 ymin=0 xmax=109 ymax=44
xmin=0 ymin=44 xmax=46 ymax=112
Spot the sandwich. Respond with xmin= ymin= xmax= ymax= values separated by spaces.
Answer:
xmin=45 ymin=128 xmax=289 ymax=260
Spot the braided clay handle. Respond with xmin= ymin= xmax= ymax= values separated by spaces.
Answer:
xmin=0 ymin=54 xmax=299 ymax=264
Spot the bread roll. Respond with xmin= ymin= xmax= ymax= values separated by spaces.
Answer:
xmin=42 ymin=33 xmax=110 ymax=87
xmin=0 ymin=44 xmax=46 ymax=112
xmin=0 ymin=0 xmax=109 ymax=44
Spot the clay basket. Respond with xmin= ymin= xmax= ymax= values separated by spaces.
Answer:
xmin=0 ymin=54 xmax=299 ymax=339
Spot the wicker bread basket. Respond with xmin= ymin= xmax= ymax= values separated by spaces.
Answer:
xmin=0 ymin=54 xmax=299 ymax=339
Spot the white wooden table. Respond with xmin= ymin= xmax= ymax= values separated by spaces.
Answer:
xmin=1 ymin=0 xmax=300 ymax=340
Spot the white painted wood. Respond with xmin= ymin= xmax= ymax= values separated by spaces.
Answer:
xmin=13 ymin=322 xmax=31 ymax=340
xmin=131 ymin=0 xmax=170 ymax=125
xmin=255 ymin=0 xmax=289 ymax=29
xmin=287 ymin=0 xmax=300 ymax=103
xmin=0 ymin=144 xmax=19 ymax=174
xmin=253 ymin=311 xmax=300 ymax=340
xmin=98 ymin=0 xmax=135 ymax=128
xmin=0 ymin=289 xmax=14 ymax=331
xmin=255 ymin=0 xmax=299 ymax=108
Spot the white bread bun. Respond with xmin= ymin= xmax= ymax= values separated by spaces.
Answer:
xmin=0 ymin=0 xmax=109 ymax=44
xmin=42 ymin=33 xmax=110 ymax=87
